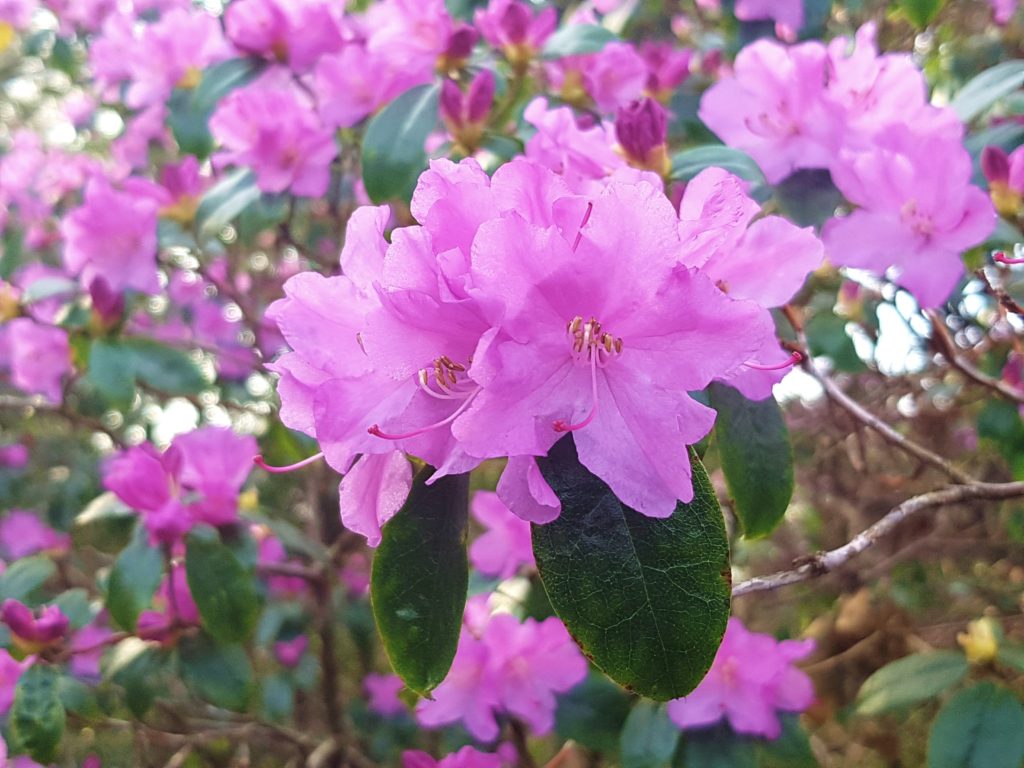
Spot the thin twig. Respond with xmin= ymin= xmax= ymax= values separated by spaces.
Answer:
xmin=733 ymin=480 xmax=1024 ymax=597
xmin=926 ymin=309 xmax=1024 ymax=405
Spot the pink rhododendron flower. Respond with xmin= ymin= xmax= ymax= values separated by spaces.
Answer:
xmin=0 ymin=443 xmax=28 ymax=468
xmin=1 ymin=318 xmax=71 ymax=402
xmin=403 ymin=746 xmax=503 ymax=768
xmin=103 ymin=427 xmax=258 ymax=543
xmin=0 ymin=510 xmax=69 ymax=560
xmin=61 ymin=176 xmax=160 ymax=295
xmin=639 ymin=41 xmax=692 ymax=101
xmin=0 ymin=648 xmax=31 ymax=715
xmin=274 ymin=635 xmax=308 ymax=668
xmin=124 ymin=7 xmax=230 ymax=109
xmin=667 ymin=618 xmax=815 ymax=739
xmin=823 ymin=124 xmax=995 ymax=307
xmin=210 ymin=75 xmax=337 ymax=197
xmin=365 ymin=672 xmax=405 ymax=716
xmin=13 ymin=263 xmax=75 ymax=325
xmin=225 ymin=0 xmax=346 ymax=71
xmin=990 ymin=0 xmax=1017 ymax=23
xmin=547 ymin=42 xmax=648 ymax=113
xmin=69 ymin=621 xmax=114 ymax=680
xmin=255 ymin=531 xmax=309 ymax=596
xmin=137 ymin=563 xmax=199 ymax=643
xmin=2 ymin=600 xmax=68 ymax=653
xmin=735 ymin=0 xmax=803 ymax=40
xmin=365 ymin=0 xmax=453 ymax=71
xmin=417 ymin=609 xmax=587 ymax=740
xmin=469 ymin=491 xmax=534 ymax=579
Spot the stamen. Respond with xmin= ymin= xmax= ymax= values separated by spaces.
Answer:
xmin=994 ymin=251 xmax=1024 ymax=265
xmin=743 ymin=351 xmax=803 ymax=371
xmin=369 ymin=389 xmax=479 ymax=441
xmin=572 ymin=202 xmax=594 ymax=253
xmin=254 ymin=452 xmax=325 ymax=474
xmin=554 ymin=352 xmax=599 ymax=432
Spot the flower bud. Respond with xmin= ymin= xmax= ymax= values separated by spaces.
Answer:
xmin=2 ymin=600 xmax=69 ymax=654
xmin=0 ymin=279 xmax=20 ymax=322
xmin=88 ymin=277 xmax=125 ymax=330
xmin=983 ymin=145 xmax=1022 ymax=218
xmin=615 ymin=97 xmax=670 ymax=176
xmin=440 ymin=71 xmax=496 ymax=154
xmin=957 ymin=617 xmax=1000 ymax=665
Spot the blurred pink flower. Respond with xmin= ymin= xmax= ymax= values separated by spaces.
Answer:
xmin=365 ymin=672 xmax=406 ymax=716
xmin=547 ymin=41 xmax=648 ymax=113
xmin=1 ymin=318 xmax=70 ymax=403
xmin=0 ymin=510 xmax=69 ymax=560
xmin=69 ymin=621 xmax=114 ymax=680
xmin=274 ymin=635 xmax=308 ymax=668
xmin=735 ymin=0 xmax=803 ymax=40
xmin=475 ymin=0 xmax=556 ymax=64
xmin=225 ymin=0 xmax=345 ymax=71
xmin=403 ymin=746 xmax=503 ymax=768
xmin=469 ymin=492 xmax=534 ymax=579
xmin=0 ymin=648 xmax=31 ymax=715
xmin=2 ymin=600 xmax=68 ymax=653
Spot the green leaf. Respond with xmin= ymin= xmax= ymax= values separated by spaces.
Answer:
xmin=167 ymin=58 xmax=262 ymax=158
xmin=533 ymin=436 xmax=731 ymax=701
xmin=621 ymin=701 xmax=681 ymax=768
xmin=555 ymin=671 xmax=633 ymax=754
xmin=928 ymin=682 xmax=1024 ymax=768
xmin=855 ymin=651 xmax=969 ymax=716
xmin=185 ymin=527 xmax=261 ymax=644
xmin=709 ymin=384 xmax=794 ymax=539
xmin=679 ymin=727 xmax=758 ymax=768
xmin=541 ymin=24 xmax=617 ymax=58
xmin=362 ymin=84 xmax=440 ymax=203
xmin=670 ymin=146 xmax=766 ymax=190
xmin=0 ymin=555 xmax=56 ymax=602
xmin=86 ymin=337 xmax=207 ymax=406
xmin=10 ymin=665 xmax=65 ymax=764
xmin=805 ymin=311 xmax=864 ymax=373
xmin=72 ymin=492 xmax=137 ymax=554
xmin=773 ymin=169 xmax=843 ymax=229
xmin=53 ymin=589 xmax=94 ymax=630
xmin=996 ymin=643 xmax=1024 ymax=673
xmin=757 ymin=714 xmax=818 ymax=768
xmin=195 ymin=168 xmax=261 ymax=241
xmin=952 ymin=60 xmax=1024 ymax=124
xmin=104 ymin=637 xmax=166 ymax=718
xmin=371 ymin=467 xmax=469 ymax=696
xmin=106 ymin=524 xmax=163 ymax=632
xmin=179 ymin=634 xmax=254 ymax=712
xmin=898 ymin=0 xmax=946 ymax=28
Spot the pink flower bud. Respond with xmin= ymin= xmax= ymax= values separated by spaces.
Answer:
xmin=444 ymin=23 xmax=478 ymax=61
xmin=615 ymin=97 xmax=669 ymax=173
xmin=983 ymin=146 xmax=1011 ymax=185
xmin=2 ymin=600 xmax=69 ymax=653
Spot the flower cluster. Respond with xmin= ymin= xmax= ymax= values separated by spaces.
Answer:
xmin=667 ymin=618 xmax=815 ymax=739
xmin=701 ymin=23 xmax=995 ymax=306
xmin=269 ymin=156 xmax=821 ymax=533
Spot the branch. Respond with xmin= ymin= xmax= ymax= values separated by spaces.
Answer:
xmin=926 ymin=309 xmax=1024 ymax=405
xmin=733 ymin=480 xmax=1024 ymax=597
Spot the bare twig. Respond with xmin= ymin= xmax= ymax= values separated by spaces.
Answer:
xmin=733 ymin=480 xmax=1024 ymax=597
xmin=926 ymin=309 xmax=1024 ymax=405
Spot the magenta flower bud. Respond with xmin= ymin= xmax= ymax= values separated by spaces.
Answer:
xmin=2 ymin=600 xmax=69 ymax=652
xmin=615 ymin=97 xmax=669 ymax=172
xmin=983 ymin=145 xmax=1011 ymax=185
xmin=88 ymin=276 xmax=125 ymax=327
xmin=274 ymin=635 xmax=309 ymax=668
xmin=499 ymin=2 xmax=532 ymax=44
xmin=444 ymin=23 xmax=478 ymax=61
xmin=466 ymin=70 xmax=496 ymax=124
xmin=0 ymin=444 xmax=28 ymax=468
xmin=82 ymin=755 xmax=102 ymax=768
xmin=440 ymin=79 xmax=466 ymax=129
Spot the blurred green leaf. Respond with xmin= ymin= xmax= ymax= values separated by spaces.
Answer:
xmin=621 ymin=701 xmax=681 ymax=768
xmin=805 ymin=311 xmax=865 ymax=373
xmin=898 ymin=0 xmax=946 ymax=29
xmin=167 ymin=58 xmax=262 ymax=158
xmin=542 ymin=24 xmax=618 ymax=58
xmin=104 ymin=637 xmax=166 ymax=718
xmin=371 ymin=468 xmax=469 ymax=696
xmin=106 ymin=524 xmax=163 ymax=632
xmin=928 ymin=682 xmax=1024 ymax=768
xmin=952 ymin=60 xmax=1024 ymax=123
xmin=195 ymin=168 xmax=261 ymax=241
xmin=773 ymin=169 xmax=843 ymax=229
xmin=556 ymin=671 xmax=633 ymax=754
xmin=0 ymin=555 xmax=56 ymax=603
xmin=179 ymin=634 xmax=254 ymax=711
xmin=757 ymin=715 xmax=818 ymax=767
xmin=10 ymin=665 xmax=65 ymax=763
xmin=53 ymin=588 xmax=93 ymax=630
xmin=86 ymin=336 xmax=207 ymax=407
xmin=534 ymin=436 xmax=731 ymax=701
xmin=72 ymin=493 xmax=137 ymax=554
xmin=362 ymin=84 xmax=440 ymax=203
xmin=678 ymin=727 xmax=758 ymax=768
xmin=996 ymin=643 xmax=1024 ymax=672
xmin=185 ymin=527 xmax=261 ymax=644
xmin=856 ymin=651 xmax=968 ymax=716
xmin=709 ymin=384 xmax=794 ymax=539
xmin=670 ymin=146 xmax=767 ymax=192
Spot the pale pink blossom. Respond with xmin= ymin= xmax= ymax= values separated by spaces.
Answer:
xmin=469 ymin=492 xmax=534 ymax=579
xmin=365 ymin=673 xmax=406 ymax=716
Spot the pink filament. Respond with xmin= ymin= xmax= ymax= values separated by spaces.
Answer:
xmin=995 ymin=251 xmax=1024 ymax=265
xmin=554 ymin=353 xmax=599 ymax=433
xmin=369 ymin=390 xmax=479 ymax=441
xmin=571 ymin=202 xmax=594 ymax=253
xmin=743 ymin=350 xmax=804 ymax=371
xmin=253 ymin=451 xmax=325 ymax=474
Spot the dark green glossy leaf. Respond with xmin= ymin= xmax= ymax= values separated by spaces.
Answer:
xmin=72 ymin=492 xmax=136 ymax=554
xmin=179 ymin=634 xmax=254 ymax=711
xmin=709 ymin=383 xmax=794 ymax=539
xmin=555 ymin=671 xmax=632 ymax=754
xmin=928 ymin=682 xmax=1024 ymax=768
xmin=758 ymin=714 xmax=818 ymax=768
xmin=0 ymin=555 xmax=55 ymax=603
xmin=86 ymin=337 xmax=207 ymax=406
xmin=195 ymin=168 xmax=261 ymax=240
xmin=541 ymin=24 xmax=618 ymax=58
xmin=621 ymin=701 xmax=681 ymax=768
xmin=106 ymin=524 xmax=163 ymax=632
xmin=670 ymin=146 xmax=766 ymax=190
xmin=533 ymin=436 xmax=731 ymax=701
xmin=805 ymin=311 xmax=865 ymax=373
xmin=855 ymin=651 xmax=968 ymax=716
xmin=362 ymin=84 xmax=440 ymax=203
xmin=371 ymin=467 xmax=469 ymax=696
xmin=10 ymin=665 xmax=65 ymax=764
xmin=678 ymin=727 xmax=757 ymax=768
xmin=185 ymin=527 xmax=262 ymax=644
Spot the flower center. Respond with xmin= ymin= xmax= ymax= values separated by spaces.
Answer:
xmin=567 ymin=315 xmax=623 ymax=366
xmin=417 ymin=355 xmax=476 ymax=400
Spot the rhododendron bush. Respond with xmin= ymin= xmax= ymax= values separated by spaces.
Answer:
xmin=3 ymin=0 xmax=1024 ymax=764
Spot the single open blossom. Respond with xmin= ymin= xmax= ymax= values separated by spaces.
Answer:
xmin=365 ymin=673 xmax=406 ymax=716
xmin=667 ymin=618 xmax=815 ymax=739
xmin=103 ymin=427 xmax=258 ymax=543
xmin=210 ymin=75 xmax=337 ymax=197
xmin=469 ymin=491 xmax=534 ymax=579
xmin=0 ymin=648 xmax=31 ymax=715
xmin=416 ymin=608 xmax=587 ymax=741
xmin=1 ymin=318 xmax=71 ymax=403
xmin=403 ymin=747 xmax=503 ymax=768
xmin=823 ymin=124 xmax=995 ymax=307
xmin=61 ymin=176 xmax=160 ymax=295
xmin=547 ymin=42 xmax=648 ymax=113
xmin=0 ymin=510 xmax=69 ymax=560
xmin=2 ymin=600 xmax=69 ymax=653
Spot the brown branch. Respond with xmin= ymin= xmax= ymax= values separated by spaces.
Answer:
xmin=733 ymin=480 xmax=1024 ymax=597
xmin=926 ymin=309 xmax=1024 ymax=405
